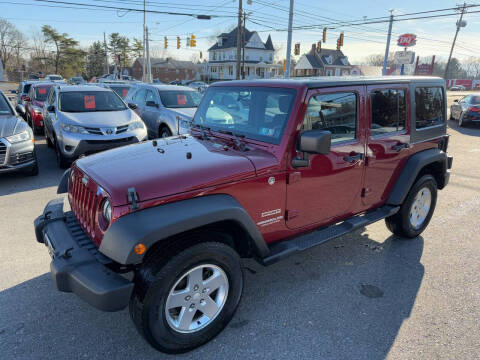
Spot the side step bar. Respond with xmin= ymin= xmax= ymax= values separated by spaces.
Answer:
xmin=261 ymin=205 xmax=400 ymax=266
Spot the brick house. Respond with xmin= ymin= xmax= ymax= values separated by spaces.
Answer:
xmin=131 ymin=58 xmax=198 ymax=82
xmin=295 ymin=44 xmax=351 ymax=77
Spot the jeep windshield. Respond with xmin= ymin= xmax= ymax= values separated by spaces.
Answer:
xmin=59 ymin=91 xmax=127 ymax=112
xmin=158 ymin=90 xmax=202 ymax=108
xmin=192 ymin=86 xmax=296 ymax=145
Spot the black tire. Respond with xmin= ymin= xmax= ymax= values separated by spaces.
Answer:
xmin=46 ymin=133 xmax=54 ymax=148
xmin=129 ymin=241 xmax=243 ymax=354
xmin=159 ymin=125 xmax=172 ymax=138
xmin=385 ymin=175 xmax=438 ymax=238
xmin=458 ymin=112 xmax=465 ymax=127
xmin=24 ymin=158 xmax=39 ymax=176
xmin=55 ymin=139 xmax=70 ymax=169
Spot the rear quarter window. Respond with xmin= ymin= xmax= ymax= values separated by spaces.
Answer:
xmin=415 ymin=87 xmax=444 ymax=129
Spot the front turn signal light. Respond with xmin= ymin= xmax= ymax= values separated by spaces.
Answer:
xmin=134 ymin=243 xmax=146 ymax=255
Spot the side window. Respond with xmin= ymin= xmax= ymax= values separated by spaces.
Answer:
xmin=370 ymin=89 xmax=406 ymax=136
xmin=145 ymin=89 xmax=156 ymax=103
xmin=415 ymin=87 xmax=445 ymax=129
xmin=303 ymin=92 xmax=357 ymax=144
xmin=134 ymin=89 xmax=146 ymax=104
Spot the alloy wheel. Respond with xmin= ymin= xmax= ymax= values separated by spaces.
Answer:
xmin=409 ymin=187 xmax=432 ymax=230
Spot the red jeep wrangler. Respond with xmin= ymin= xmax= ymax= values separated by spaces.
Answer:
xmin=35 ymin=76 xmax=452 ymax=353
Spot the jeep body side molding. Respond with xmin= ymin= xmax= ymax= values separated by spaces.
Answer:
xmin=99 ymin=194 xmax=269 ymax=264
xmin=387 ymin=148 xmax=449 ymax=206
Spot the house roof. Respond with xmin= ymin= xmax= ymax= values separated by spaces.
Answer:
xmin=134 ymin=58 xmax=197 ymax=70
xmin=208 ymin=27 xmax=274 ymax=51
xmin=296 ymin=46 xmax=351 ymax=70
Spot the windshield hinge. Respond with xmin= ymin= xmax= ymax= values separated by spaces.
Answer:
xmin=127 ymin=187 xmax=139 ymax=210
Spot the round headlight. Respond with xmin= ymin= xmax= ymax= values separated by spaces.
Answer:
xmin=101 ymin=198 xmax=112 ymax=224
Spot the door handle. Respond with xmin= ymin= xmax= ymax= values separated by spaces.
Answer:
xmin=391 ymin=143 xmax=409 ymax=152
xmin=343 ymin=153 xmax=364 ymax=163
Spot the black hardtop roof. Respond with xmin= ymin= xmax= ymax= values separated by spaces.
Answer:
xmin=213 ymin=76 xmax=445 ymax=89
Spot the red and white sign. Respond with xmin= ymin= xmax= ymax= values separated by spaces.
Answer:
xmin=397 ymin=33 xmax=416 ymax=47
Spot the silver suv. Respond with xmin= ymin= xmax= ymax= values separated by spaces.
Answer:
xmin=43 ymin=85 xmax=147 ymax=168
xmin=125 ymin=84 xmax=202 ymax=138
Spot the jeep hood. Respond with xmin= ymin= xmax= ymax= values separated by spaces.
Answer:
xmin=76 ymin=135 xmax=258 ymax=206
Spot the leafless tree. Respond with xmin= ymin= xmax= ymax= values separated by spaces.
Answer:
xmin=463 ymin=57 xmax=480 ymax=79
xmin=0 ymin=18 xmax=27 ymax=70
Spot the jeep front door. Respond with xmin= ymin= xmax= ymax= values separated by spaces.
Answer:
xmin=286 ymin=87 xmax=366 ymax=229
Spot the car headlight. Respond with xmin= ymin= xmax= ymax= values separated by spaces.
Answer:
xmin=5 ymin=130 xmax=31 ymax=144
xmin=101 ymin=198 xmax=112 ymax=225
xmin=61 ymin=123 xmax=89 ymax=134
xmin=178 ymin=119 xmax=191 ymax=129
xmin=128 ymin=120 xmax=145 ymax=131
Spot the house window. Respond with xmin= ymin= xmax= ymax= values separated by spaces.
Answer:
xmin=325 ymin=69 xmax=333 ymax=76
xmin=269 ymin=54 xmax=272 ymax=62
xmin=260 ymin=56 xmax=263 ymax=61
xmin=335 ymin=68 xmax=340 ymax=76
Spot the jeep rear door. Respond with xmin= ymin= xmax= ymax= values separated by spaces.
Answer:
xmin=362 ymin=84 xmax=411 ymax=207
xmin=286 ymin=86 xmax=367 ymax=229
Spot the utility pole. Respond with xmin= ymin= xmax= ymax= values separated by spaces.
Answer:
xmin=242 ymin=11 xmax=246 ymax=79
xmin=444 ymin=3 xmax=467 ymax=80
xmin=382 ymin=11 xmax=394 ymax=76
xmin=103 ymin=32 xmax=109 ymax=75
xmin=146 ymin=26 xmax=152 ymax=83
xmin=142 ymin=0 xmax=146 ymax=82
xmin=236 ymin=0 xmax=242 ymax=80
xmin=285 ymin=0 xmax=294 ymax=78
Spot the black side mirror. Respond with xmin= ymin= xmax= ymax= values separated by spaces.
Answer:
xmin=146 ymin=100 xmax=158 ymax=108
xmin=453 ymin=99 xmax=459 ymax=103
xmin=298 ymin=130 xmax=331 ymax=154
xmin=47 ymin=105 xmax=55 ymax=112
xmin=128 ymin=102 xmax=138 ymax=110
xmin=15 ymin=104 xmax=25 ymax=115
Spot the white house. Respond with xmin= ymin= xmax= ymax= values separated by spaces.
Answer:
xmin=207 ymin=27 xmax=282 ymax=80
xmin=295 ymin=44 xmax=352 ymax=77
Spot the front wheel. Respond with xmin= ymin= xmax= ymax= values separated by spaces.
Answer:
xmin=458 ymin=112 xmax=465 ymax=127
xmin=55 ymin=139 xmax=70 ymax=169
xmin=386 ymin=175 xmax=438 ymax=238
xmin=129 ymin=242 xmax=243 ymax=353
xmin=159 ymin=126 xmax=172 ymax=138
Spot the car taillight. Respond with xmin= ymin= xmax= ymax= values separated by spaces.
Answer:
xmin=468 ymin=106 xmax=480 ymax=112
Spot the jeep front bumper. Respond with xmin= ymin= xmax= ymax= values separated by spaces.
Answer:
xmin=34 ymin=198 xmax=133 ymax=312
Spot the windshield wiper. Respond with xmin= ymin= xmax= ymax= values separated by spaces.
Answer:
xmin=216 ymin=129 xmax=247 ymax=151
xmin=191 ymin=123 xmax=212 ymax=140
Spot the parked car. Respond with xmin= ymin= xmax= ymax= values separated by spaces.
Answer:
xmin=0 ymin=90 xmax=38 ymax=176
xmin=45 ymin=74 xmax=63 ymax=82
xmin=187 ymin=80 xmax=208 ymax=93
xmin=169 ymin=80 xmax=182 ymax=85
xmin=450 ymin=94 xmax=480 ymax=127
xmin=449 ymin=85 xmax=466 ymax=91
xmin=69 ymin=77 xmax=85 ymax=85
xmin=42 ymin=85 xmax=148 ymax=168
xmin=125 ymin=83 xmax=202 ymax=138
xmin=16 ymin=80 xmax=37 ymax=111
xmin=96 ymin=81 xmax=131 ymax=99
xmin=35 ymin=76 xmax=452 ymax=353
xmin=25 ymin=82 xmax=54 ymax=135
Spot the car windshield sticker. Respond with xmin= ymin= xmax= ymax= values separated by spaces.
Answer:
xmin=38 ymin=88 xmax=47 ymax=95
xmin=122 ymin=89 xmax=129 ymax=97
xmin=84 ymin=95 xmax=96 ymax=109
xmin=177 ymin=94 xmax=187 ymax=105
xmin=259 ymin=128 xmax=275 ymax=136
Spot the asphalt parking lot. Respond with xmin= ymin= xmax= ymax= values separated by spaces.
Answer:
xmin=1 ymin=98 xmax=480 ymax=359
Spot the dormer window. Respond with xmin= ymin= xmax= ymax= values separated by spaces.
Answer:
xmin=218 ymin=37 xmax=223 ymax=46
xmin=341 ymin=57 xmax=348 ymax=66
xmin=325 ymin=55 xmax=333 ymax=65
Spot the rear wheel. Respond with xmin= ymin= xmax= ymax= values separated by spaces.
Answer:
xmin=129 ymin=241 xmax=243 ymax=354
xmin=159 ymin=125 xmax=172 ymax=138
xmin=385 ymin=175 xmax=438 ymax=238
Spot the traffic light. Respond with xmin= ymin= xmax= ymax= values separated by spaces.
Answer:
xmin=294 ymin=43 xmax=300 ymax=55
xmin=164 ymin=36 xmax=168 ymax=49
xmin=323 ymin=27 xmax=327 ymax=42
xmin=190 ymin=34 xmax=196 ymax=47
xmin=177 ymin=36 xmax=181 ymax=49
xmin=336 ymin=38 xmax=341 ymax=50
xmin=316 ymin=41 xmax=321 ymax=53
xmin=339 ymin=32 xmax=344 ymax=46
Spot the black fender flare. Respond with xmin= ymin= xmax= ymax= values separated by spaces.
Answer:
xmin=57 ymin=169 xmax=70 ymax=194
xmin=99 ymin=194 xmax=269 ymax=265
xmin=387 ymin=148 xmax=447 ymax=206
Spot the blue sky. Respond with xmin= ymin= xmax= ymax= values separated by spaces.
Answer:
xmin=3 ymin=0 xmax=479 ymax=63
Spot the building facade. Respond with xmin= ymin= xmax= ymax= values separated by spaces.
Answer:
xmin=131 ymin=58 xmax=198 ymax=82
xmin=294 ymin=44 xmax=351 ymax=77
xmin=207 ymin=27 xmax=282 ymax=80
